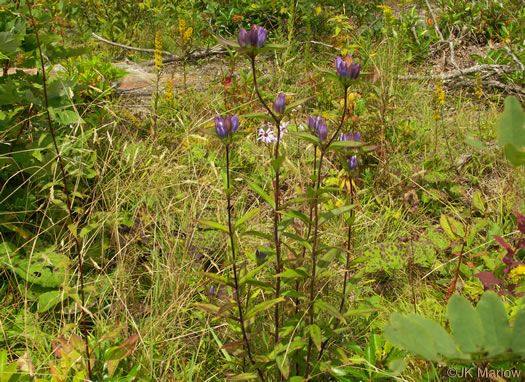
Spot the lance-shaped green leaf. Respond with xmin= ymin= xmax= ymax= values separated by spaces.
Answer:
xmin=314 ymin=299 xmax=346 ymax=324
xmin=245 ymin=178 xmax=276 ymax=209
xmin=226 ymin=373 xmax=259 ymax=380
xmin=245 ymin=297 xmax=285 ymax=320
xmin=241 ymin=230 xmax=273 ymax=241
xmin=241 ymin=112 xmax=275 ymax=122
xmin=319 ymin=204 xmax=355 ymax=225
xmin=275 ymin=267 xmax=309 ymax=280
xmin=233 ymin=208 xmax=261 ymax=231
xmin=276 ymin=353 xmax=290 ymax=379
xmin=448 ymin=294 xmax=484 ymax=354
xmin=309 ymin=324 xmax=322 ymax=352
xmin=279 ymin=209 xmax=313 ymax=226
xmin=199 ymin=272 xmax=233 ymax=287
xmin=504 ymin=143 xmax=525 ymax=167
xmin=239 ymin=262 xmax=267 ymax=287
xmin=290 ymin=131 xmax=319 ymax=145
xmin=476 ymin=291 xmax=512 ymax=355
xmin=194 ymin=303 xmax=221 ymax=315
xmin=283 ymin=97 xmax=313 ymax=114
xmin=326 ymin=140 xmax=366 ymax=152
xmin=199 ymin=220 xmax=229 ymax=233
xmin=282 ymin=232 xmax=312 ymax=251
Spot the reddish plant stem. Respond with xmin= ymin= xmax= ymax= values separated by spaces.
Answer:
xmin=250 ymin=57 xmax=282 ymax=346
xmin=26 ymin=3 xmax=92 ymax=380
xmin=225 ymin=145 xmax=264 ymax=380
xmin=305 ymin=87 xmax=348 ymax=378
xmin=446 ymin=240 xmax=466 ymax=302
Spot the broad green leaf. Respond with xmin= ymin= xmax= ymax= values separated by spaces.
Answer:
xmin=410 ymin=315 xmax=460 ymax=359
xmin=233 ymin=208 xmax=260 ymax=231
xmin=319 ymin=204 xmax=355 ymax=225
xmin=245 ymin=178 xmax=275 ymax=209
xmin=476 ymin=291 xmax=512 ymax=355
xmin=504 ymin=143 xmax=525 ymax=167
xmin=448 ymin=294 xmax=484 ymax=353
xmin=497 ymin=96 xmax=525 ymax=149
xmin=440 ymin=215 xmax=456 ymax=240
xmin=245 ymin=297 xmax=285 ymax=320
xmin=0 ymin=31 xmax=23 ymax=53
xmin=199 ymin=220 xmax=229 ymax=233
xmin=326 ymin=140 xmax=366 ymax=151
xmin=310 ymin=324 xmax=322 ymax=351
xmin=271 ymin=155 xmax=286 ymax=172
xmin=38 ymin=290 xmax=63 ymax=313
xmin=384 ymin=314 xmax=440 ymax=361
xmin=511 ymin=308 xmax=525 ymax=353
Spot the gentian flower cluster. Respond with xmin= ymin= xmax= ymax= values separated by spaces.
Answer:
xmin=307 ymin=115 xmax=328 ymax=142
xmin=215 ymin=114 xmax=239 ymax=139
xmin=238 ymin=24 xmax=268 ymax=48
xmin=340 ymin=131 xmax=361 ymax=170
xmin=335 ymin=56 xmax=361 ymax=80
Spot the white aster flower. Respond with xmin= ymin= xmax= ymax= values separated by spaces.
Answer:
xmin=258 ymin=127 xmax=277 ymax=144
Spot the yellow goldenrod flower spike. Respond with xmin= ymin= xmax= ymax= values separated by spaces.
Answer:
xmin=178 ymin=19 xmax=186 ymax=36
xmin=509 ymin=264 xmax=525 ymax=284
xmin=165 ymin=79 xmax=173 ymax=102
xmin=475 ymin=72 xmax=483 ymax=99
xmin=432 ymin=78 xmax=445 ymax=120
xmin=183 ymin=27 xmax=193 ymax=44
xmin=154 ymin=31 xmax=163 ymax=72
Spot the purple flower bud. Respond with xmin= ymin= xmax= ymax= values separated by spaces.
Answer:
xmin=318 ymin=120 xmax=328 ymax=141
xmin=231 ymin=114 xmax=239 ymax=133
xmin=209 ymin=285 xmax=215 ymax=297
xmin=256 ymin=244 xmax=269 ymax=263
xmin=273 ymin=93 xmax=286 ymax=113
xmin=215 ymin=115 xmax=227 ymax=139
xmin=238 ymin=27 xmax=248 ymax=47
xmin=354 ymin=132 xmax=361 ymax=142
xmin=349 ymin=155 xmax=357 ymax=170
xmin=307 ymin=115 xmax=322 ymax=133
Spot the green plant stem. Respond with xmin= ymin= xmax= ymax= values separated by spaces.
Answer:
xmin=250 ymin=56 xmax=282 ymax=347
xmin=225 ymin=145 xmax=263 ymax=380
xmin=305 ymin=86 xmax=348 ymax=378
xmin=26 ymin=3 xmax=92 ymax=380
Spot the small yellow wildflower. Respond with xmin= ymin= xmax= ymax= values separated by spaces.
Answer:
xmin=183 ymin=27 xmax=193 ymax=44
xmin=165 ymin=79 xmax=173 ymax=102
xmin=251 ymin=3 xmax=256 ymax=8
xmin=280 ymin=7 xmax=287 ymax=14
xmin=122 ymin=108 xmax=141 ymax=128
xmin=474 ymin=72 xmax=483 ymax=99
xmin=154 ymin=31 xmax=163 ymax=72
xmin=509 ymin=265 xmax=525 ymax=284
xmin=315 ymin=5 xmax=322 ymax=16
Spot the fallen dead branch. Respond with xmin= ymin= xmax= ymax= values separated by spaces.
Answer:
xmin=91 ymin=32 xmax=228 ymax=65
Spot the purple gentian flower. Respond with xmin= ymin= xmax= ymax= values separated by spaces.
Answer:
xmin=209 ymin=285 xmax=215 ymax=297
xmin=239 ymin=24 xmax=268 ymax=48
xmin=339 ymin=131 xmax=361 ymax=143
xmin=215 ymin=114 xmax=239 ymax=139
xmin=307 ymin=115 xmax=322 ymax=133
xmin=215 ymin=116 xmax=227 ymax=138
xmin=335 ymin=56 xmax=361 ymax=80
xmin=273 ymin=93 xmax=286 ymax=113
xmin=349 ymin=155 xmax=357 ymax=170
